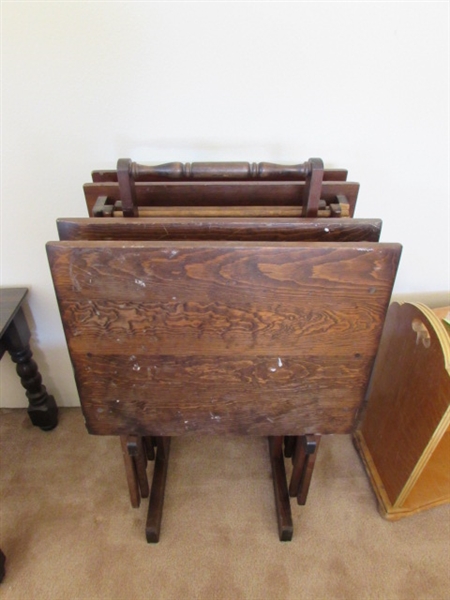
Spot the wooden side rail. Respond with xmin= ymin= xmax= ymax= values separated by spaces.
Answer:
xmin=92 ymin=202 xmax=351 ymax=219
xmin=56 ymin=217 xmax=382 ymax=243
xmin=83 ymin=181 xmax=359 ymax=217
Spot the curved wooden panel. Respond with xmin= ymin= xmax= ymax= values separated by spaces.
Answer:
xmin=356 ymin=302 xmax=450 ymax=518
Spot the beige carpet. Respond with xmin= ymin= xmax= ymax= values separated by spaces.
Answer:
xmin=0 ymin=408 xmax=448 ymax=599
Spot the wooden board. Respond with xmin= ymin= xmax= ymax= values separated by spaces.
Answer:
xmin=47 ymin=241 xmax=401 ymax=437
xmin=56 ymin=217 xmax=381 ymax=242
xmin=83 ymin=181 xmax=359 ymax=217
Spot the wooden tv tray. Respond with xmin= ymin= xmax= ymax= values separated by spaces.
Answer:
xmin=354 ymin=303 xmax=450 ymax=520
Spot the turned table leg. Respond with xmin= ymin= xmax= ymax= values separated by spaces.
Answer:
xmin=9 ymin=341 xmax=58 ymax=431
xmin=1 ymin=289 xmax=58 ymax=431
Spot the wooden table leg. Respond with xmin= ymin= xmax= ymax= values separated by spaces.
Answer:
xmin=268 ymin=436 xmax=293 ymax=541
xmin=146 ymin=437 xmax=171 ymax=543
xmin=2 ymin=304 xmax=58 ymax=431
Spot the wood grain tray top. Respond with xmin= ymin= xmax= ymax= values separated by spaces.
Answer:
xmin=48 ymin=241 xmax=401 ymax=437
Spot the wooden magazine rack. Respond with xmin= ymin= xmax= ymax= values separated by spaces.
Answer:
xmin=354 ymin=303 xmax=450 ymax=519
xmin=48 ymin=158 xmax=401 ymax=542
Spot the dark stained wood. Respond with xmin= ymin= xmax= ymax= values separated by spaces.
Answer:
xmin=129 ymin=160 xmax=311 ymax=181
xmin=288 ymin=435 xmax=321 ymax=505
xmin=120 ymin=435 xmax=140 ymax=508
xmin=0 ymin=548 xmax=5 ymax=583
xmin=83 ymin=181 xmax=359 ymax=216
xmin=302 ymin=158 xmax=323 ymax=218
xmin=284 ymin=436 xmax=296 ymax=458
xmin=87 ymin=194 xmax=351 ymax=219
xmin=117 ymin=158 xmax=138 ymax=217
xmin=63 ymin=354 xmax=375 ymax=436
xmin=47 ymin=241 xmax=401 ymax=437
xmin=56 ymin=217 xmax=382 ymax=243
xmin=50 ymin=158 xmax=396 ymax=542
xmin=114 ymin=158 xmax=325 ymax=221
xmin=146 ymin=437 xmax=170 ymax=543
xmin=127 ymin=435 xmax=150 ymax=499
xmin=143 ymin=436 xmax=156 ymax=461
xmin=92 ymin=165 xmax=348 ymax=183
xmin=269 ymin=436 xmax=293 ymax=541
xmin=297 ymin=436 xmax=320 ymax=505
xmin=0 ymin=288 xmax=28 ymax=338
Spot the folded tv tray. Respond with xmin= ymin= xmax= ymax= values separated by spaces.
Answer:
xmin=48 ymin=158 xmax=401 ymax=542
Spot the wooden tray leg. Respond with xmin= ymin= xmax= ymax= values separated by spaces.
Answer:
xmin=288 ymin=435 xmax=321 ymax=505
xmin=283 ymin=435 xmax=296 ymax=458
xmin=143 ymin=436 xmax=156 ymax=461
xmin=127 ymin=436 xmax=150 ymax=499
xmin=120 ymin=435 xmax=151 ymax=507
xmin=120 ymin=435 xmax=141 ymax=508
xmin=268 ymin=436 xmax=293 ymax=541
xmin=146 ymin=437 xmax=171 ymax=543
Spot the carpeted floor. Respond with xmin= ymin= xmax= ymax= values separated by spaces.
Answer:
xmin=0 ymin=408 xmax=448 ymax=599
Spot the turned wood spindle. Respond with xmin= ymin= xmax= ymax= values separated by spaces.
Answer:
xmin=116 ymin=158 xmax=325 ymax=217
xmin=129 ymin=160 xmax=313 ymax=181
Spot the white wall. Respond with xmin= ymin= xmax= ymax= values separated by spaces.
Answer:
xmin=1 ymin=2 xmax=449 ymax=408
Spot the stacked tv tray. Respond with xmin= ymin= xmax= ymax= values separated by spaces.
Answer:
xmin=48 ymin=158 xmax=401 ymax=542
